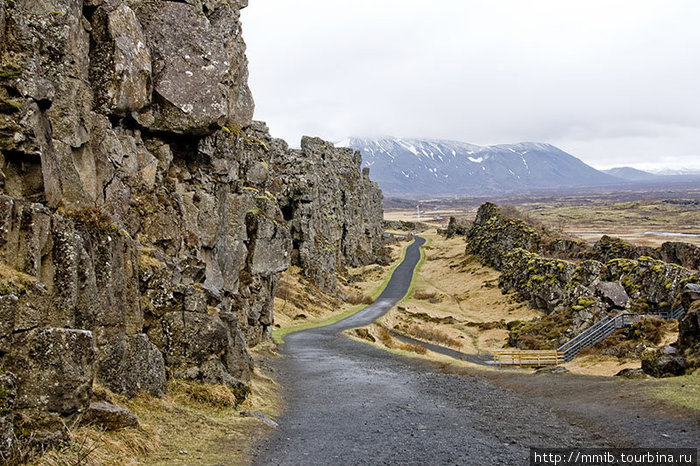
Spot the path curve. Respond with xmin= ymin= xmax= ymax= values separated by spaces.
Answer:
xmin=251 ymin=237 xmax=697 ymax=465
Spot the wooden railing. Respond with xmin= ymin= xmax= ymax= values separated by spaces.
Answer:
xmin=493 ymin=350 xmax=565 ymax=367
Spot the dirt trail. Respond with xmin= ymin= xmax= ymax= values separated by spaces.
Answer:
xmin=251 ymin=237 xmax=699 ymax=465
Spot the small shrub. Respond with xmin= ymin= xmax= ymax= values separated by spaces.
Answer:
xmin=413 ymin=290 xmax=442 ymax=302
xmin=346 ymin=291 xmax=374 ymax=305
xmin=66 ymin=208 xmax=118 ymax=234
xmin=399 ymin=323 xmax=461 ymax=349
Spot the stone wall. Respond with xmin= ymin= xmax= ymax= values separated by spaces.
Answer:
xmin=0 ymin=0 xmax=384 ymax=449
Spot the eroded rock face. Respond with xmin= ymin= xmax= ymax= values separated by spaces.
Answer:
xmin=0 ymin=372 xmax=17 ymax=457
xmin=467 ymin=203 xmax=699 ymax=349
xmin=4 ymin=328 xmax=95 ymax=415
xmin=677 ymin=289 xmax=700 ymax=371
xmin=0 ymin=0 xmax=386 ymax=447
xmin=133 ymin=1 xmax=253 ymax=134
xmin=661 ymin=242 xmax=700 ymax=271
xmin=466 ymin=202 xmax=541 ymax=269
xmin=90 ymin=3 xmax=152 ymax=116
xmin=273 ymin=136 xmax=384 ymax=292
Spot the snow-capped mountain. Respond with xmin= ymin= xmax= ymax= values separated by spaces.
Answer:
xmin=602 ymin=167 xmax=658 ymax=181
xmin=647 ymin=167 xmax=700 ymax=176
xmin=339 ymin=137 xmax=619 ymax=197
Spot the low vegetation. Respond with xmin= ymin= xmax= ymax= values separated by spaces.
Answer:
xmin=645 ymin=371 xmax=700 ymax=411
xmin=350 ymin=324 xmax=427 ymax=355
xmin=35 ymin=360 xmax=280 ymax=465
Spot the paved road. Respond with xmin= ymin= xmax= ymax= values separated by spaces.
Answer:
xmin=250 ymin=238 xmax=679 ymax=465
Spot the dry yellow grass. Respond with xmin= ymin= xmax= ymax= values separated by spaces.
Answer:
xmin=350 ymin=323 xmax=428 ymax=355
xmin=37 ymin=346 xmax=281 ymax=465
xmin=380 ymin=230 xmax=541 ymax=357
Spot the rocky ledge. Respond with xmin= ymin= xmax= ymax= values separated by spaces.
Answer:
xmin=466 ymin=203 xmax=700 ymax=374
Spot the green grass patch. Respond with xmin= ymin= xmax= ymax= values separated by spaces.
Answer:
xmin=272 ymin=237 xmax=422 ymax=344
xmin=400 ymin=235 xmax=431 ymax=303
xmin=645 ymin=371 xmax=700 ymax=411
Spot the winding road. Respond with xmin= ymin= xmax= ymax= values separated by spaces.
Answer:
xmin=252 ymin=238 xmax=698 ymax=465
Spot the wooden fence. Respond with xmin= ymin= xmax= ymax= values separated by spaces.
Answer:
xmin=492 ymin=350 xmax=565 ymax=367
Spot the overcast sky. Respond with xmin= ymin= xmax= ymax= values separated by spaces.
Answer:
xmin=242 ymin=1 xmax=700 ymax=171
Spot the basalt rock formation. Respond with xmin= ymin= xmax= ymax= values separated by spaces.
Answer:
xmin=643 ymin=286 xmax=700 ymax=376
xmin=0 ymin=0 xmax=383 ymax=451
xmin=273 ymin=136 xmax=384 ymax=292
xmin=467 ymin=203 xmax=699 ymax=348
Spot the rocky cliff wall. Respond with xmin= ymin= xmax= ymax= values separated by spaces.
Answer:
xmin=467 ymin=203 xmax=699 ymax=347
xmin=0 ymin=0 xmax=384 ymax=451
xmin=273 ymin=136 xmax=384 ymax=292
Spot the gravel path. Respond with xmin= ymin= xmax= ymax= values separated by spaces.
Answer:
xmin=252 ymin=238 xmax=699 ymax=465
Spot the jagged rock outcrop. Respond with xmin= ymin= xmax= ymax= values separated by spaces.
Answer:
xmin=445 ymin=216 xmax=468 ymax=238
xmin=605 ymin=256 xmax=693 ymax=313
xmin=466 ymin=202 xmax=541 ymax=269
xmin=590 ymin=235 xmax=660 ymax=263
xmin=467 ymin=203 xmax=699 ymax=349
xmin=660 ymin=242 xmax=700 ymax=270
xmin=273 ymin=137 xmax=384 ymax=292
xmin=0 ymin=0 xmax=384 ymax=450
xmin=642 ymin=286 xmax=700 ymax=377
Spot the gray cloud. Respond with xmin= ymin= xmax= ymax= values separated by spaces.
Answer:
xmin=242 ymin=0 xmax=700 ymax=171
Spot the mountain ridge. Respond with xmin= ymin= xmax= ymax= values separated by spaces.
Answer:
xmin=340 ymin=136 xmax=620 ymax=197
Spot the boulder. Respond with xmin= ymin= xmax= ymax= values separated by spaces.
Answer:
xmin=614 ymin=368 xmax=647 ymax=379
xmin=97 ymin=334 xmax=167 ymax=398
xmin=534 ymin=366 xmax=569 ymax=375
xmin=4 ymin=328 xmax=96 ymax=415
xmin=641 ymin=346 xmax=687 ymax=377
xmin=595 ymin=281 xmax=629 ymax=309
xmin=81 ymin=401 xmax=139 ymax=431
